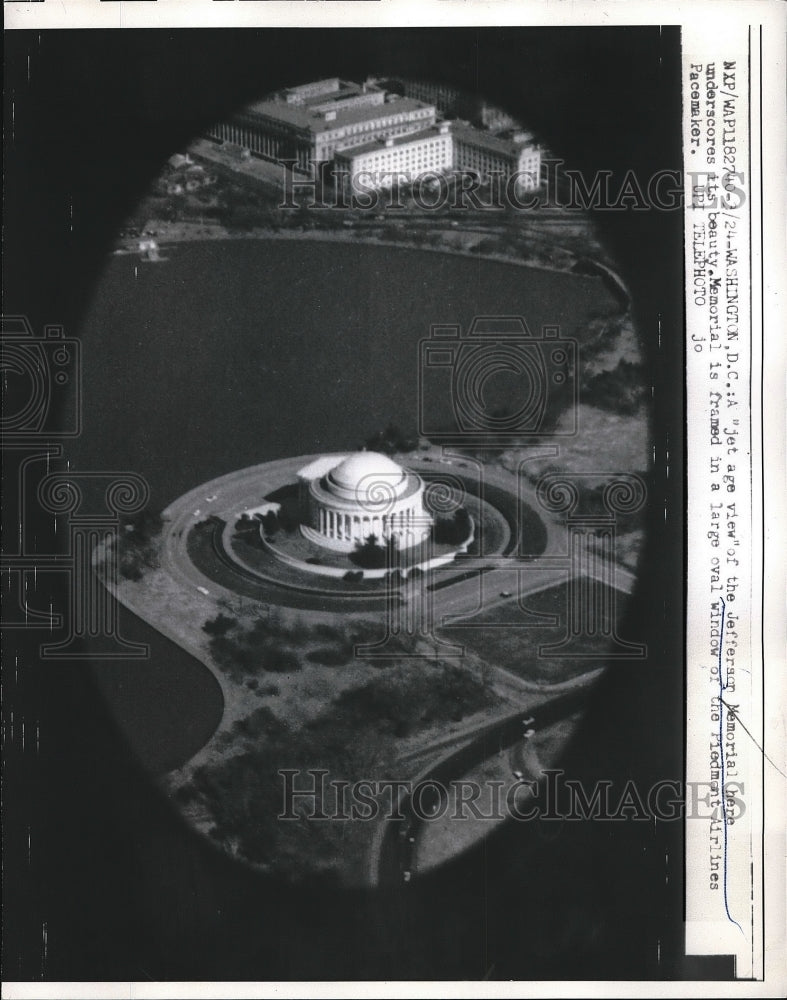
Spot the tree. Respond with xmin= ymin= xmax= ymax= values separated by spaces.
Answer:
xmin=203 ymin=613 xmax=236 ymax=637
xmin=261 ymin=510 xmax=279 ymax=536
xmin=352 ymin=533 xmax=387 ymax=569
xmin=364 ymin=423 xmax=418 ymax=455
xmin=433 ymin=506 xmax=471 ymax=545
xmin=386 ymin=533 xmax=401 ymax=568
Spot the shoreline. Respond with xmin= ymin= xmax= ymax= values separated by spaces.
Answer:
xmin=118 ymin=219 xmax=622 ymax=283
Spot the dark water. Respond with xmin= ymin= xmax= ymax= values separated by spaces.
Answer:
xmin=73 ymin=239 xmax=614 ymax=770
xmin=56 ymin=240 xmax=697 ymax=980
xmin=88 ymin=607 xmax=224 ymax=774
xmin=73 ymin=239 xmax=615 ymax=507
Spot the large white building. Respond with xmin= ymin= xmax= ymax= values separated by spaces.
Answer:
xmin=207 ymin=79 xmax=437 ymax=173
xmin=451 ymin=123 xmax=541 ymax=189
xmin=333 ymin=123 xmax=454 ymax=193
xmin=296 ymin=452 xmax=433 ymax=553
xmin=206 ymin=77 xmax=540 ymax=188
xmin=334 ymin=120 xmax=541 ymax=194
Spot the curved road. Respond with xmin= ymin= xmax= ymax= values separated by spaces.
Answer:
xmin=375 ymin=686 xmax=594 ymax=887
xmin=158 ymin=452 xmax=575 ymax=627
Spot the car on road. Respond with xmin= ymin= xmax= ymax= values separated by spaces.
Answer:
xmin=499 ymin=590 xmax=513 ymax=598
xmin=402 ymin=870 xmax=412 ymax=884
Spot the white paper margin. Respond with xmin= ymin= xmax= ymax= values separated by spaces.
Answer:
xmin=3 ymin=1 xmax=785 ymax=997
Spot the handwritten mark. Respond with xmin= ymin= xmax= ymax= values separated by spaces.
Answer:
xmin=718 ymin=697 xmax=787 ymax=781
xmin=717 ymin=596 xmax=743 ymax=935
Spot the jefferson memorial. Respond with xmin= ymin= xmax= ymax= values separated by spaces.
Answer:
xmin=296 ymin=452 xmax=433 ymax=553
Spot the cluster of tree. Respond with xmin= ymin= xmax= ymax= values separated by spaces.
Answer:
xmin=578 ymin=310 xmax=636 ymax=367
xmin=234 ymin=514 xmax=263 ymax=545
xmin=351 ymin=533 xmax=400 ymax=570
xmin=170 ymin=642 xmax=500 ymax=877
xmin=202 ymin=612 xmax=236 ymax=637
xmin=432 ymin=506 xmax=471 ymax=545
xmin=475 ymin=236 xmax=503 ymax=255
xmin=172 ymin=702 xmax=378 ymax=878
xmin=236 ymin=505 xmax=300 ymax=541
xmin=363 ymin=422 xmax=419 ymax=455
xmin=205 ymin=613 xmax=302 ymax=683
xmin=581 ymin=360 xmax=646 ymax=415
xmin=173 ymin=706 xmax=294 ymax=867
xmin=326 ymin=660 xmax=497 ymax=739
xmin=116 ymin=508 xmax=163 ymax=581
xmin=302 ymin=622 xmax=360 ymax=666
xmin=306 ymin=646 xmax=351 ymax=667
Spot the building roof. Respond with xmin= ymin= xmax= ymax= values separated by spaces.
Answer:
xmin=328 ymin=452 xmax=405 ymax=493
xmin=239 ymin=96 xmax=435 ymax=136
xmin=295 ymin=81 xmax=384 ymax=109
xmin=297 ymin=455 xmax=350 ymax=482
xmin=307 ymin=451 xmax=422 ymax=510
xmin=450 ymin=122 xmax=537 ymax=158
xmin=281 ymin=77 xmax=340 ymax=97
xmin=334 ymin=124 xmax=450 ymax=161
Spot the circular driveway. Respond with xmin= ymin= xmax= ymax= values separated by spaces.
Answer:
xmin=161 ymin=452 xmax=565 ymax=622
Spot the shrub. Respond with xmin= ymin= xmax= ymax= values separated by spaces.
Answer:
xmin=262 ymin=648 xmax=301 ymax=674
xmin=208 ymin=634 xmax=255 ymax=674
xmin=116 ymin=507 xmax=163 ymax=580
xmin=312 ymin=623 xmax=341 ymax=642
xmin=203 ymin=613 xmax=236 ymax=637
xmin=121 ymin=508 xmax=164 ymax=541
xmin=326 ymin=661 xmax=497 ymax=738
xmin=351 ymin=535 xmax=387 ymax=569
xmin=581 ymin=361 xmax=646 ymax=415
xmin=261 ymin=510 xmax=279 ymax=536
xmin=433 ymin=507 xmax=471 ymax=545
xmin=306 ymin=647 xmax=350 ymax=667
xmin=364 ymin=423 xmax=418 ymax=455
xmin=250 ymin=617 xmax=290 ymax=641
xmin=234 ymin=514 xmax=259 ymax=535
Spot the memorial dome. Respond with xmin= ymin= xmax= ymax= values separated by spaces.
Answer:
xmin=300 ymin=451 xmax=432 ymax=553
xmin=326 ymin=451 xmax=408 ymax=502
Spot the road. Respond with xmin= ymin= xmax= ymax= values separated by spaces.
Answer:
xmin=158 ymin=453 xmax=571 ymax=615
xmin=374 ymin=686 xmax=595 ymax=887
xmin=157 ymin=452 xmax=636 ymax=654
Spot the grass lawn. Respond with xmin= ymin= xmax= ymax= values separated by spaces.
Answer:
xmin=440 ymin=580 xmax=631 ymax=685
